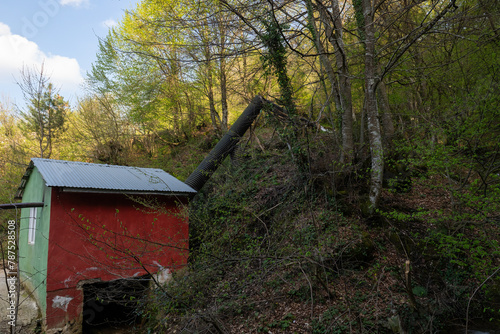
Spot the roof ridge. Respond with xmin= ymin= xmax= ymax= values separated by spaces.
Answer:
xmin=31 ymin=158 xmax=161 ymax=170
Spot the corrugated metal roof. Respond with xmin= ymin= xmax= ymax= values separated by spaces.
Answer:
xmin=20 ymin=158 xmax=196 ymax=196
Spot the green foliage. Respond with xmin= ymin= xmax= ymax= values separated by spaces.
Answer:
xmin=20 ymin=83 xmax=69 ymax=159
xmin=87 ymin=5 xmax=210 ymax=145
xmin=411 ymin=285 xmax=427 ymax=297
xmin=259 ymin=313 xmax=295 ymax=332
xmin=0 ymin=0 xmax=499 ymax=332
xmin=311 ymin=307 xmax=349 ymax=334
xmin=0 ymin=103 xmax=30 ymax=210
xmin=424 ymin=230 xmax=500 ymax=286
xmin=72 ymin=95 xmax=133 ymax=164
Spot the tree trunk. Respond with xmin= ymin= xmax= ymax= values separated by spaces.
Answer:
xmin=220 ymin=66 xmax=229 ymax=131
xmin=362 ymin=0 xmax=384 ymax=211
xmin=319 ymin=0 xmax=354 ymax=164
xmin=220 ymin=56 xmax=229 ymax=131
xmin=218 ymin=9 xmax=229 ymax=131
xmin=377 ymin=77 xmax=395 ymax=149
xmin=206 ymin=47 xmax=221 ymax=132
xmin=306 ymin=0 xmax=341 ymax=113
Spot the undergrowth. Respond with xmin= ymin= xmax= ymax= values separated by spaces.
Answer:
xmin=137 ymin=128 xmax=500 ymax=333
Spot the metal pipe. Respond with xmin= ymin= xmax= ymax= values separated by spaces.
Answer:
xmin=0 ymin=202 xmax=44 ymax=210
xmin=185 ymin=95 xmax=264 ymax=191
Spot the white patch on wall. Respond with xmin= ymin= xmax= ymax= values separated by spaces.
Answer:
xmin=156 ymin=268 xmax=172 ymax=284
xmin=153 ymin=261 xmax=172 ymax=284
xmin=52 ymin=296 xmax=73 ymax=312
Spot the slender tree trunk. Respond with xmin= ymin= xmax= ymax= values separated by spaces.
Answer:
xmin=184 ymin=91 xmax=194 ymax=132
xmin=377 ymin=76 xmax=395 ymax=149
xmin=362 ymin=0 xmax=384 ymax=211
xmin=360 ymin=98 xmax=366 ymax=152
xmin=218 ymin=12 xmax=229 ymax=131
xmin=206 ymin=51 xmax=221 ymax=132
xmin=220 ymin=66 xmax=229 ymax=131
xmin=220 ymin=57 xmax=229 ymax=131
xmin=305 ymin=0 xmax=342 ymax=117
xmin=207 ymin=67 xmax=220 ymax=131
xmin=319 ymin=0 xmax=354 ymax=164
xmin=200 ymin=19 xmax=221 ymax=133
xmin=242 ymin=44 xmax=249 ymax=99
xmin=331 ymin=0 xmax=354 ymax=164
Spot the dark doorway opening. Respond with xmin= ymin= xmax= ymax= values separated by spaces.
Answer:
xmin=82 ymin=276 xmax=150 ymax=333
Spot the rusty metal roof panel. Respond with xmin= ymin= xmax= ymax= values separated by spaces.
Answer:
xmin=28 ymin=158 xmax=196 ymax=195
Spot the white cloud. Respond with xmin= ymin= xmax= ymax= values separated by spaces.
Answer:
xmin=59 ymin=0 xmax=89 ymax=7
xmin=102 ymin=19 xmax=117 ymax=28
xmin=0 ymin=22 xmax=84 ymax=100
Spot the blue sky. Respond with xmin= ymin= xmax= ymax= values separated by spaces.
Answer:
xmin=0 ymin=0 xmax=137 ymax=108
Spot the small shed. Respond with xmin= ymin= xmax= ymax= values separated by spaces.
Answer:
xmin=15 ymin=158 xmax=196 ymax=332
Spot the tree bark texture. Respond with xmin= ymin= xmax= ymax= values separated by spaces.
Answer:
xmin=377 ymin=77 xmax=395 ymax=149
xmin=218 ymin=13 xmax=229 ymax=131
xmin=362 ymin=0 xmax=384 ymax=210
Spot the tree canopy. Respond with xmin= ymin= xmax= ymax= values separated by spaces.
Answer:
xmin=1 ymin=0 xmax=499 ymax=332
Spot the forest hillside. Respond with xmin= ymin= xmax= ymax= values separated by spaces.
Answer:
xmin=1 ymin=0 xmax=499 ymax=333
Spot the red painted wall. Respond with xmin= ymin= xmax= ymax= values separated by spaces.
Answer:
xmin=44 ymin=187 xmax=189 ymax=329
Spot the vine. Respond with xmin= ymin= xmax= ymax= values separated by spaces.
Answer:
xmin=260 ymin=15 xmax=310 ymax=173
xmin=260 ymin=15 xmax=297 ymax=121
